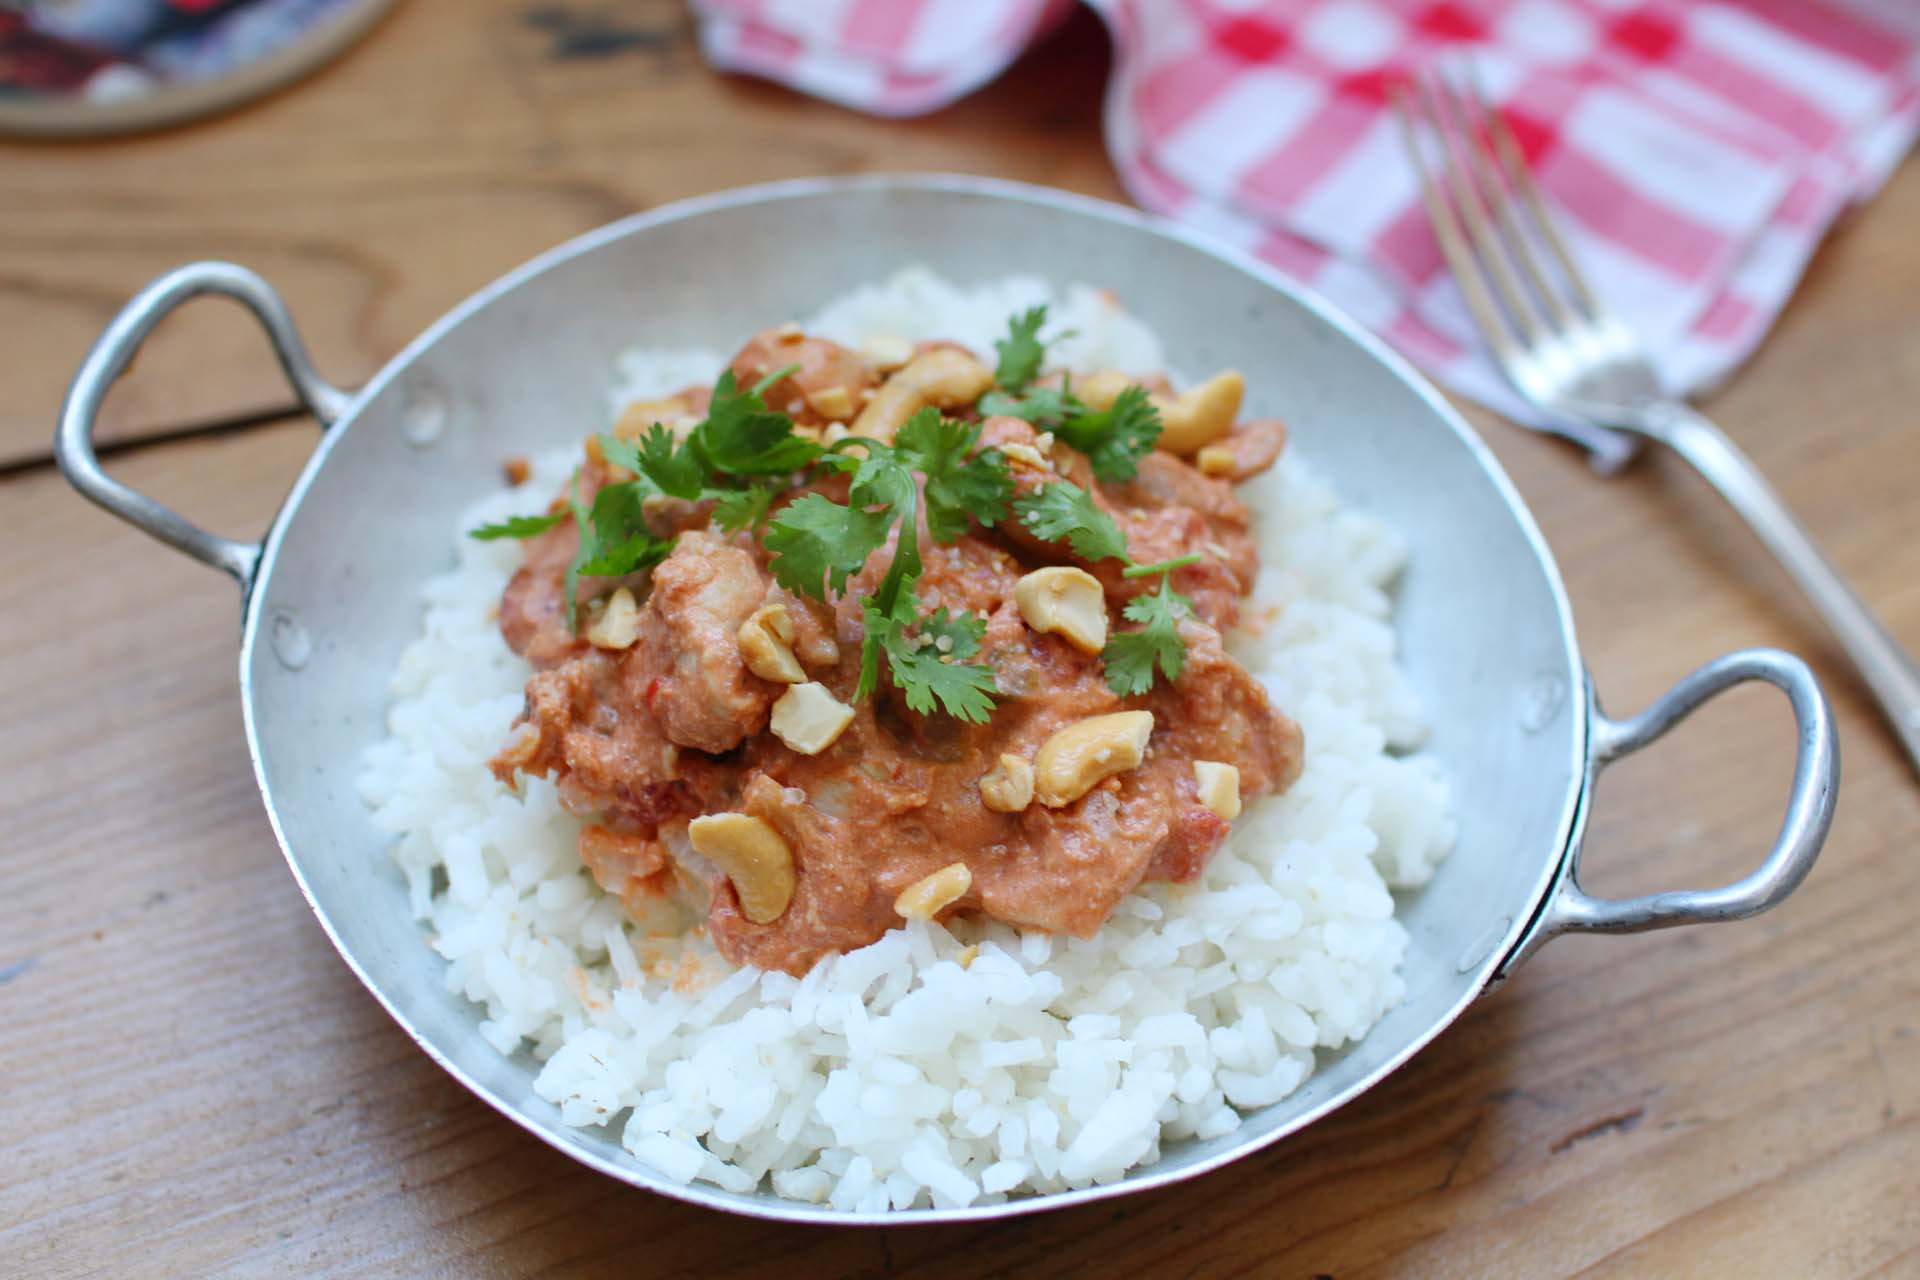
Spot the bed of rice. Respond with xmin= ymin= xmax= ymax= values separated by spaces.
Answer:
xmin=356 ymin=270 xmax=1456 ymax=1211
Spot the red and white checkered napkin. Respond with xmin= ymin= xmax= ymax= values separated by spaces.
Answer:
xmin=694 ymin=0 xmax=1920 ymax=423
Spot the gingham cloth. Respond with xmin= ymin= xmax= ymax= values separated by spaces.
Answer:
xmin=693 ymin=0 xmax=1920 ymax=425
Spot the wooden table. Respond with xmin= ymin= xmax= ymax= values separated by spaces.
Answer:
xmin=5 ymin=4 xmax=1917 ymax=1275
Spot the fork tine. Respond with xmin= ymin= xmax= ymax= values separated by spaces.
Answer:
xmin=1430 ymin=69 xmax=1583 ymax=340
xmin=1391 ymin=86 xmax=1529 ymax=378
xmin=1467 ymin=70 xmax=1604 ymax=323
xmin=1413 ymin=71 xmax=1552 ymax=348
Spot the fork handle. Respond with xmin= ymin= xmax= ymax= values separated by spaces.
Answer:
xmin=1647 ymin=401 xmax=1920 ymax=774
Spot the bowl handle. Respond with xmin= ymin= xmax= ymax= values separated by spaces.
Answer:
xmin=1501 ymin=648 xmax=1838 ymax=975
xmin=56 ymin=262 xmax=351 ymax=594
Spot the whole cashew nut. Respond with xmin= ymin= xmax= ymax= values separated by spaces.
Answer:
xmin=850 ymin=347 xmax=993 ymax=441
xmin=1033 ymin=711 xmax=1155 ymax=808
xmin=687 ymin=812 xmax=796 ymax=924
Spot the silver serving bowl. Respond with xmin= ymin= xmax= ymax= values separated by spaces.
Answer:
xmin=56 ymin=175 xmax=1837 ymax=1224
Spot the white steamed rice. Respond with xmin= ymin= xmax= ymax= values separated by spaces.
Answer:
xmin=356 ymin=269 xmax=1456 ymax=1211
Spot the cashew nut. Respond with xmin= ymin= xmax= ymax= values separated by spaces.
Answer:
xmin=978 ymin=753 xmax=1035 ymax=813
xmin=1013 ymin=566 xmax=1108 ymax=655
xmin=687 ymin=812 xmax=796 ymax=924
xmin=858 ymin=334 xmax=915 ymax=372
xmin=586 ymin=587 xmax=642 ymax=650
xmin=850 ymin=347 xmax=993 ymax=441
xmin=1073 ymin=371 xmax=1133 ymax=412
xmin=1000 ymin=440 xmax=1054 ymax=474
xmin=1192 ymin=760 xmax=1241 ymax=820
xmin=1033 ymin=711 xmax=1155 ymax=808
xmin=737 ymin=603 xmax=804 ymax=683
xmin=769 ymin=681 xmax=855 ymax=756
xmin=1155 ymin=371 xmax=1244 ymax=456
xmin=804 ymin=384 xmax=856 ymax=421
xmin=894 ymin=862 xmax=973 ymax=921
xmin=1064 ymin=369 xmax=1242 ymax=456
xmin=613 ymin=396 xmax=699 ymax=440
xmin=1194 ymin=444 xmax=1236 ymax=478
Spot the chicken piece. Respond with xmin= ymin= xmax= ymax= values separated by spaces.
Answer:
xmin=729 ymin=328 xmax=872 ymax=427
xmin=633 ymin=531 xmax=780 ymax=753
xmin=1207 ymin=420 xmax=1288 ymax=482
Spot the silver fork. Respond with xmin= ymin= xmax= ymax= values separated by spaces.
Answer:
xmin=1395 ymin=68 xmax=1920 ymax=776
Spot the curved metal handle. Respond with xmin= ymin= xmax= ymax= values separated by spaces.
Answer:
xmin=55 ymin=262 xmax=351 ymax=591
xmin=1508 ymin=648 xmax=1838 ymax=969
xmin=1638 ymin=401 xmax=1920 ymax=776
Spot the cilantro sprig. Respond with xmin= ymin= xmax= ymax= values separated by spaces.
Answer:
xmin=476 ymin=317 xmax=1208 ymax=714
xmin=472 ymin=364 xmax=815 ymax=627
xmin=993 ymin=306 xmax=1049 ymax=392
xmin=1101 ymin=572 xmax=1195 ymax=697
xmin=765 ymin=406 xmax=1011 ymax=722
xmin=1014 ymin=481 xmax=1128 ymax=563
xmin=981 ymin=310 xmax=1162 ymax=482
xmin=470 ymin=511 xmax=566 ymax=541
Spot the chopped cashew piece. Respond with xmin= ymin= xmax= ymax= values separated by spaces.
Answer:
xmin=586 ymin=587 xmax=642 ymax=650
xmin=613 ymin=397 xmax=697 ymax=440
xmin=737 ymin=604 xmax=804 ymax=683
xmin=1001 ymin=441 xmax=1053 ymax=473
xmin=687 ymin=813 xmax=795 ymax=924
xmin=978 ymin=753 xmax=1036 ymax=813
xmin=850 ymin=347 xmax=993 ymax=441
xmin=858 ymin=334 xmax=915 ymax=372
xmin=1033 ymin=711 xmax=1155 ymax=808
xmin=1155 ymin=371 xmax=1244 ymax=456
xmin=770 ymin=682 xmax=855 ymax=755
xmin=804 ymin=384 xmax=856 ymax=421
xmin=1014 ymin=566 xmax=1108 ymax=655
xmin=1192 ymin=760 xmax=1242 ymax=820
xmin=1073 ymin=371 xmax=1133 ymax=412
xmin=895 ymin=862 xmax=973 ymax=921
xmin=1194 ymin=445 xmax=1236 ymax=478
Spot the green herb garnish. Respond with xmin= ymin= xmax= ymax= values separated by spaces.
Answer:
xmin=992 ymin=306 xmax=1050 ymax=392
xmin=1014 ymin=481 xmax=1129 ymax=563
xmin=1101 ymin=572 xmax=1194 ymax=697
xmin=469 ymin=511 xmax=567 ymax=541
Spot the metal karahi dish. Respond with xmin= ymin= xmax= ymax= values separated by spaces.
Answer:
xmin=56 ymin=175 xmax=1838 ymax=1223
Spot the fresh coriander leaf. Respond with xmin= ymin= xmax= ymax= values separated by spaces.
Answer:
xmin=763 ymin=492 xmax=895 ymax=602
xmin=887 ymin=638 xmax=999 ymax=722
xmin=862 ymin=593 xmax=997 ymax=722
xmin=577 ymin=532 xmax=673 ymax=578
xmin=1101 ymin=575 xmax=1193 ymax=697
xmin=845 ymin=447 xmax=917 ymax=515
xmin=978 ymin=384 xmax=1085 ymax=425
xmin=915 ymin=607 xmax=986 ymax=660
xmin=699 ymin=370 xmax=823 ymax=476
xmin=894 ymin=408 xmax=1013 ymax=542
xmin=993 ymin=306 xmax=1049 ymax=391
xmin=1058 ymin=384 xmax=1162 ymax=483
xmin=575 ymin=481 xmax=674 ymax=579
xmin=601 ymin=424 xmax=704 ymax=500
xmin=469 ymin=511 xmax=565 ymax=540
xmin=1014 ymin=482 xmax=1130 ymax=563
xmin=709 ymin=484 xmax=778 ymax=535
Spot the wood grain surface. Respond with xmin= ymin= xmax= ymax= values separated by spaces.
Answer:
xmin=3 ymin=3 xmax=1917 ymax=1276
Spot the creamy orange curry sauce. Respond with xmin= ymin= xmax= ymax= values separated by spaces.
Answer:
xmin=488 ymin=325 xmax=1302 ymax=975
